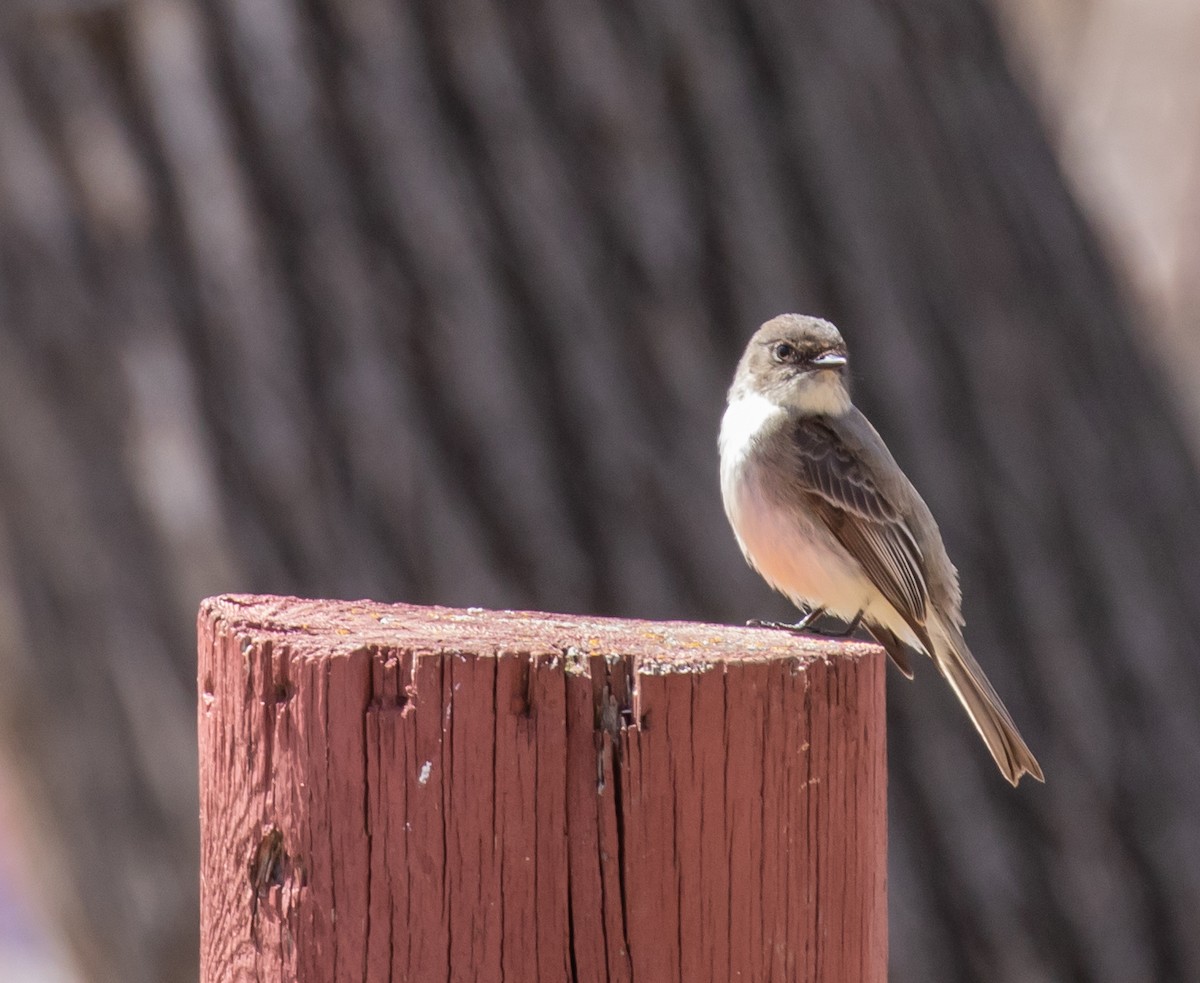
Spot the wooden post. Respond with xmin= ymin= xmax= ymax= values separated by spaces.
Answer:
xmin=198 ymin=594 xmax=887 ymax=982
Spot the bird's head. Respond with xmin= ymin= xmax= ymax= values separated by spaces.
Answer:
xmin=732 ymin=314 xmax=852 ymax=416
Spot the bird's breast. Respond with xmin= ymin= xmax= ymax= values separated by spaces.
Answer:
xmin=723 ymin=456 xmax=867 ymax=615
xmin=720 ymin=400 xmax=859 ymax=614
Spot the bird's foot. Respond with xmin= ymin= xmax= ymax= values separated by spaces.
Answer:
xmin=746 ymin=608 xmax=864 ymax=637
xmin=746 ymin=607 xmax=826 ymax=635
xmin=808 ymin=610 xmax=864 ymax=637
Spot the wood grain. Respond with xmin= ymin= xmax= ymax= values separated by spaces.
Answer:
xmin=198 ymin=594 xmax=886 ymax=982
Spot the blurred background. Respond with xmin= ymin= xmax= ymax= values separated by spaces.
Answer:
xmin=0 ymin=0 xmax=1198 ymax=980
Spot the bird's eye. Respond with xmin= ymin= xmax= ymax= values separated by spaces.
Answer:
xmin=772 ymin=342 xmax=796 ymax=363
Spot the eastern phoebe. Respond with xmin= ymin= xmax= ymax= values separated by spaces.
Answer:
xmin=720 ymin=314 xmax=1043 ymax=785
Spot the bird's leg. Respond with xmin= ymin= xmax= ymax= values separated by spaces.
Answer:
xmin=749 ymin=608 xmax=864 ymax=637
xmin=746 ymin=607 xmax=826 ymax=634
xmin=805 ymin=610 xmax=864 ymax=637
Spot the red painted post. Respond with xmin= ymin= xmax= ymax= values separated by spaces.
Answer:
xmin=198 ymin=594 xmax=887 ymax=982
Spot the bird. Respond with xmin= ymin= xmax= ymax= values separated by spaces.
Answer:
xmin=719 ymin=313 xmax=1043 ymax=785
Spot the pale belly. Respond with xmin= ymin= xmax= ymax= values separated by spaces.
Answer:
xmin=723 ymin=456 xmax=918 ymax=644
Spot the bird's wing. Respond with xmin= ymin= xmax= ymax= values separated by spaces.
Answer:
xmin=787 ymin=416 xmax=931 ymax=633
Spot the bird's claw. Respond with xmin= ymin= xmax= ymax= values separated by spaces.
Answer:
xmin=745 ymin=608 xmax=863 ymax=637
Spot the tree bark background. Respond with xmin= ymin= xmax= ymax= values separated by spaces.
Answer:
xmin=1 ymin=0 xmax=1198 ymax=981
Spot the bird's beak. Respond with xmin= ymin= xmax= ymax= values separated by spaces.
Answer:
xmin=811 ymin=351 xmax=847 ymax=368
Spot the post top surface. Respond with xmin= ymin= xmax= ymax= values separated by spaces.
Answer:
xmin=200 ymin=594 xmax=879 ymax=669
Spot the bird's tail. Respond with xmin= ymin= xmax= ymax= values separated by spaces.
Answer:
xmin=929 ymin=617 xmax=1044 ymax=786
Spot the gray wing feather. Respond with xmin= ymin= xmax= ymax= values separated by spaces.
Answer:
xmin=788 ymin=417 xmax=931 ymax=626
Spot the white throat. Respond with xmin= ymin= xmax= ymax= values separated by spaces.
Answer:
xmin=719 ymin=390 xmax=785 ymax=496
